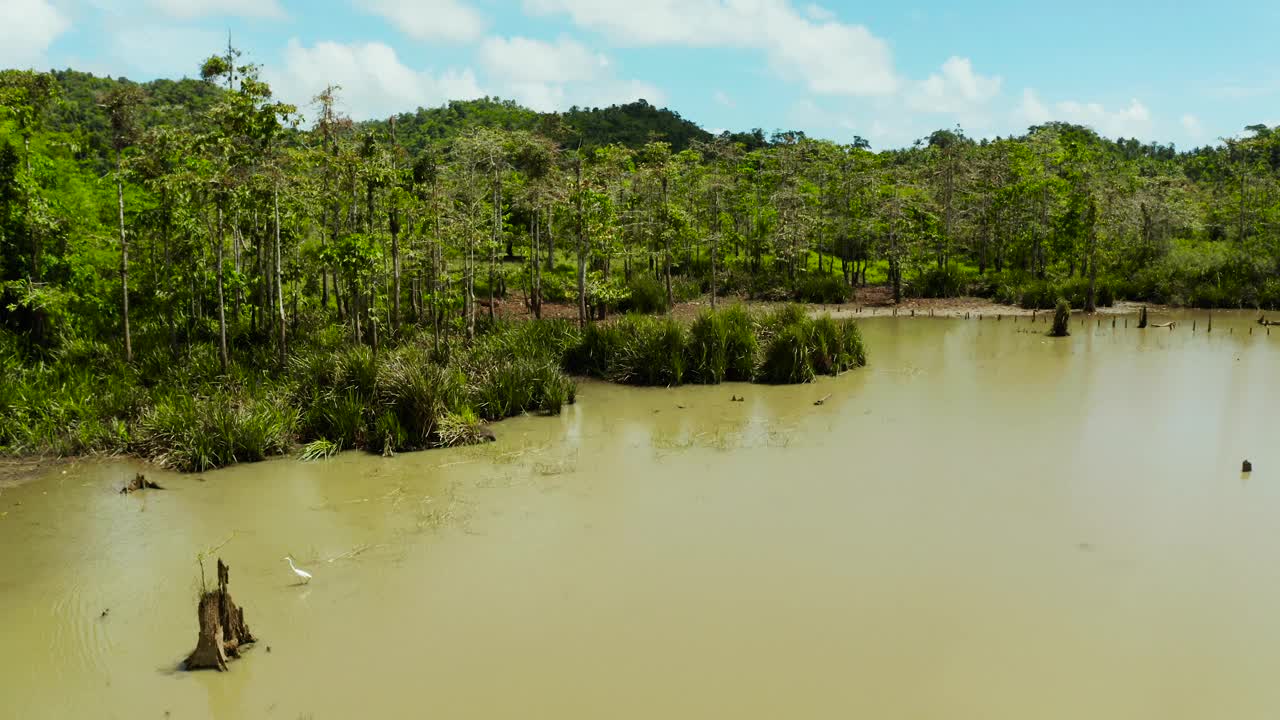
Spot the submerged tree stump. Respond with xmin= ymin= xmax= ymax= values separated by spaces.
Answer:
xmin=185 ymin=559 xmax=255 ymax=671
xmin=1138 ymin=307 xmax=1149 ymax=329
xmin=1050 ymin=300 xmax=1071 ymax=337
xmin=120 ymin=473 xmax=163 ymax=494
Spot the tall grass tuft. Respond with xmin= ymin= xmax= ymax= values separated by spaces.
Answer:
xmin=136 ymin=391 xmax=297 ymax=472
xmin=687 ymin=310 xmax=730 ymax=384
xmin=565 ymin=321 xmax=624 ymax=378
xmin=620 ymin=275 xmax=669 ymax=314
xmin=609 ymin=315 xmax=687 ymax=386
xmin=376 ymin=348 xmax=465 ymax=450
xmin=808 ymin=315 xmax=841 ymax=375
xmin=758 ymin=321 xmax=815 ymax=384
xmin=836 ymin=319 xmax=867 ymax=369
xmin=436 ymin=408 xmax=489 ymax=448
xmin=720 ymin=305 xmax=760 ymax=381
xmin=761 ymin=303 xmax=809 ymax=336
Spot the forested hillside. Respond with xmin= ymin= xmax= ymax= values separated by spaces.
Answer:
xmin=3 ymin=47 xmax=1280 ymax=465
xmin=4 ymin=53 xmax=1280 ymax=355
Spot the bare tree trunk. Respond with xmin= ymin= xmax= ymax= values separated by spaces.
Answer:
xmin=274 ymin=185 xmax=287 ymax=366
xmin=116 ymin=149 xmax=132 ymax=363
xmin=576 ymin=159 xmax=588 ymax=327
xmin=214 ymin=211 xmax=229 ymax=372
xmin=466 ymin=228 xmax=476 ymax=339
xmin=661 ymin=176 xmax=673 ymax=310
xmin=490 ymin=172 xmax=499 ymax=322
xmin=711 ymin=188 xmax=719 ymax=310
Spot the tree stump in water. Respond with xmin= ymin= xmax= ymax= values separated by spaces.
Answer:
xmin=1243 ymin=460 xmax=1253 ymax=473
xmin=1138 ymin=307 xmax=1149 ymax=329
xmin=185 ymin=559 xmax=255 ymax=671
xmin=1050 ymin=300 xmax=1071 ymax=337
xmin=120 ymin=473 xmax=163 ymax=494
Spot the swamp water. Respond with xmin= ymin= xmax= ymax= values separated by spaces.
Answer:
xmin=2 ymin=311 xmax=1279 ymax=719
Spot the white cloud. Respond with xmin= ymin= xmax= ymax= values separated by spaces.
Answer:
xmin=713 ymin=89 xmax=735 ymax=107
xmin=1181 ymin=114 xmax=1202 ymax=138
xmin=477 ymin=35 xmax=662 ymax=111
xmin=1016 ymin=88 xmax=1050 ymax=126
xmin=1017 ymin=89 xmax=1153 ymax=139
xmin=0 ymin=0 xmax=70 ymax=67
xmin=479 ymin=36 xmax=607 ymax=85
xmin=359 ymin=0 xmax=485 ymax=43
xmin=267 ymin=40 xmax=483 ymax=120
xmin=109 ymin=25 xmax=227 ymax=78
xmin=908 ymin=56 xmax=1001 ymax=115
xmin=505 ymin=78 xmax=664 ymax=112
xmin=804 ymin=3 xmax=834 ymax=21
xmin=145 ymin=0 xmax=286 ymax=19
xmin=523 ymin=0 xmax=898 ymax=97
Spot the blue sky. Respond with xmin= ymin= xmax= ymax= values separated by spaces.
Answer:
xmin=3 ymin=0 xmax=1277 ymax=149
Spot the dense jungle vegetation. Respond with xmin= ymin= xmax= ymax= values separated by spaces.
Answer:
xmin=1 ymin=49 xmax=1277 ymax=465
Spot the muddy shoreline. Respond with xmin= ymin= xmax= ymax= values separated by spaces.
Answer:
xmin=491 ymin=285 xmax=1170 ymax=322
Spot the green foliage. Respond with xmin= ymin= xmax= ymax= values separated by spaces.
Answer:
xmin=759 ymin=322 xmax=815 ymax=385
xmin=685 ymin=307 xmax=760 ymax=384
xmin=1050 ymin=299 xmax=1072 ymax=337
xmin=795 ymin=275 xmax=851 ymax=304
xmin=837 ymin=319 xmax=868 ymax=369
xmin=808 ymin=315 xmax=842 ymax=375
xmin=608 ymin=315 xmax=687 ymax=386
xmin=436 ymin=408 xmax=488 ymax=448
xmin=687 ymin=310 xmax=731 ymax=384
xmin=756 ymin=311 xmax=863 ymax=383
xmin=619 ymin=275 xmax=669 ymax=314
xmin=299 ymin=439 xmax=339 ymax=461
xmin=912 ymin=265 xmax=971 ymax=299
xmin=135 ymin=391 xmax=297 ymax=472
xmin=565 ymin=321 xmax=624 ymax=378
xmin=720 ymin=306 xmax=761 ymax=382
xmin=376 ymin=348 xmax=465 ymax=450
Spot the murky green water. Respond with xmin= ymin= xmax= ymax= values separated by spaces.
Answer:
xmin=3 ymin=311 xmax=1279 ymax=719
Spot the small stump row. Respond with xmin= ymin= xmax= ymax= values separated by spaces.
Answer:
xmin=185 ymin=559 xmax=255 ymax=671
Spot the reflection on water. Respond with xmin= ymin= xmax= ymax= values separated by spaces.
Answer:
xmin=2 ymin=310 xmax=1279 ymax=719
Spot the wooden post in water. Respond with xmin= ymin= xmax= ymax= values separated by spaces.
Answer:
xmin=1112 ymin=317 xmax=1116 ymax=328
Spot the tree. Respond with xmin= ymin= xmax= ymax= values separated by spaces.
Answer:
xmin=100 ymin=83 xmax=145 ymax=362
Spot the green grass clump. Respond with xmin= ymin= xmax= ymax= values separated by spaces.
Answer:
xmin=758 ymin=321 xmax=815 ymax=385
xmin=720 ymin=305 xmax=760 ymax=382
xmin=687 ymin=310 xmax=731 ymax=384
xmin=620 ymin=275 xmax=669 ymax=314
xmin=795 ymin=275 xmax=851 ymax=304
xmin=565 ymin=321 xmax=624 ymax=378
xmin=609 ymin=315 xmax=687 ymax=386
xmin=299 ymin=439 xmax=339 ymax=461
xmin=376 ymin=348 xmax=466 ymax=450
xmin=136 ymin=391 xmax=297 ymax=472
xmin=836 ymin=319 xmax=868 ymax=369
xmin=760 ymin=303 xmax=809 ymax=335
xmin=436 ymin=408 xmax=489 ymax=447
xmin=687 ymin=307 xmax=759 ymax=384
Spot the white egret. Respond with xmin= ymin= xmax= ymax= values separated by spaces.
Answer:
xmin=284 ymin=555 xmax=312 ymax=584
